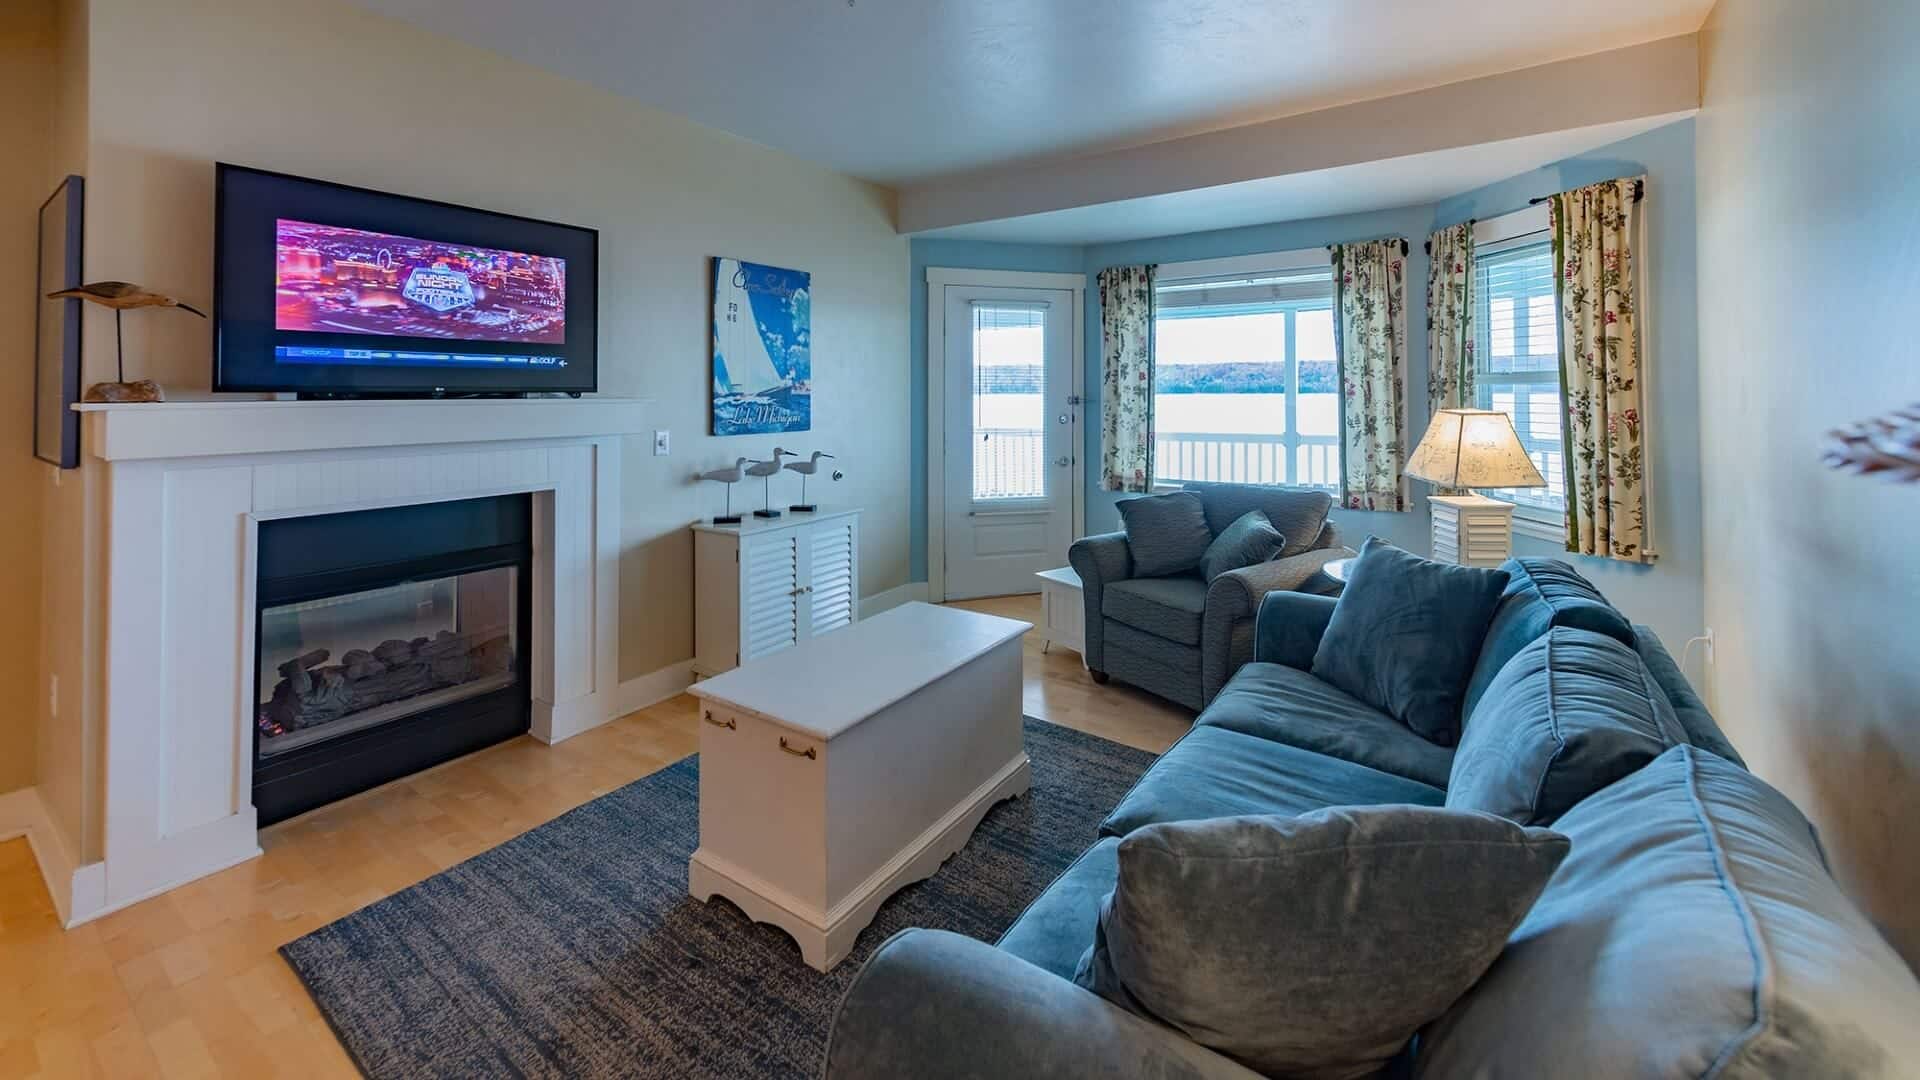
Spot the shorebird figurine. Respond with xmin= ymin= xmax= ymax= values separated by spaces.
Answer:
xmin=783 ymin=451 xmax=836 ymax=512
xmin=744 ymin=448 xmax=793 ymax=518
xmin=696 ymin=458 xmax=750 ymax=525
xmin=46 ymin=280 xmax=208 ymax=403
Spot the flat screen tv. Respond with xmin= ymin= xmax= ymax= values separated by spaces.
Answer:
xmin=214 ymin=164 xmax=597 ymax=396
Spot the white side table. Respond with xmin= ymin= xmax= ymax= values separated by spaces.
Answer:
xmin=1034 ymin=566 xmax=1085 ymax=664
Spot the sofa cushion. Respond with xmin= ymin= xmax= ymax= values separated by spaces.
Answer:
xmin=1311 ymin=538 xmax=1510 ymax=746
xmin=1460 ymin=557 xmax=1635 ymax=722
xmin=1076 ymin=808 xmax=1569 ymax=1080
xmin=995 ymin=837 xmax=1121 ymax=980
xmin=1103 ymin=576 xmax=1208 ymax=646
xmin=1633 ymin=626 xmax=1747 ymax=767
xmin=1200 ymin=662 xmax=1456 ymax=788
xmin=1418 ymin=746 xmax=1920 ymax=1079
xmin=1447 ymin=627 xmax=1683 ymax=826
xmin=1101 ymin=725 xmax=1444 ymax=838
xmin=1117 ymin=491 xmax=1213 ymax=577
xmin=1199 ymin=509 xmax=1285 ymax=583
xmin=1184 ymin=481 xmax=1333 ymax=558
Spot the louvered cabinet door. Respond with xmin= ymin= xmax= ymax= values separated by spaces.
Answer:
xmin=741 ymin=533 xmax=801 ymax=662
xmin=806 ymin=517 xmax=857 ymax=638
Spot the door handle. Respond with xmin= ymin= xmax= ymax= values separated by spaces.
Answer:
xmin=1055 ymin=456 xmax=1072 ymax=467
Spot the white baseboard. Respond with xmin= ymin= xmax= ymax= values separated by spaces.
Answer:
xmin=606 ymin=658 xmax=698 ymax=722
xmin=860 ymin=581 xmax=930 ymax=619
xmin=0 ymin=786 xmax=87 ymax=926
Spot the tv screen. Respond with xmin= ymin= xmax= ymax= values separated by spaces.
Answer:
xmin=215 ymin=165 xmax=597 ymax=395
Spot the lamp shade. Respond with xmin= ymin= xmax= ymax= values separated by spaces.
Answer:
xmin=1406 ymin=409 xmax=1547 ymax=489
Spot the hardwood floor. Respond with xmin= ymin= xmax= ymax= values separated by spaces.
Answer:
xmin=0 ymin=594 xmax=1191 ymax=1078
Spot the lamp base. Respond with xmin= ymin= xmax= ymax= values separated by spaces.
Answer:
xmin=1427 ymin=494 xmax=1517 ymax=567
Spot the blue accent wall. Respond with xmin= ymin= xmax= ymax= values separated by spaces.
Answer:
xmin=907 ymin=119 xmax=1702 ymax=651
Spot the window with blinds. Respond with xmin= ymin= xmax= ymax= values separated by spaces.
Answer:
xmin=1151 ymin=268 xmax=1339 ymax=489
xmin=1473 ymin=237 xmax=1564 ymax=514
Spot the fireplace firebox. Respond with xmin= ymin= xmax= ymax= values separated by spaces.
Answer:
xmin=253 ymin=494 xmax=532 ymax=825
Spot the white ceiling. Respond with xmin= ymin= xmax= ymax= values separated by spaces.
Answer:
xmin=352 ymin=0 xmax=1713 ymax=187
xmin=921 ymin=116 xmax=1684 ymax=245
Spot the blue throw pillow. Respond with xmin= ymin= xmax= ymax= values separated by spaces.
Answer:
xmin=1447 ymin=626 xmax=1684 ymax=825
xmin=1198 ymin=509 xmax=1285 ymax=583
xmin=1073 ymin=807 xmax=1568 ymax=1080
xmin=1310 ymin=537 xmax=1510 ymax=746
xmin=1116 ymin=491 xmax=1213 ymax=577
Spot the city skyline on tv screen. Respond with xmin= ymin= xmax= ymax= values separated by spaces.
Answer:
xmin=274 ymin=219 xmax=567 ymax=346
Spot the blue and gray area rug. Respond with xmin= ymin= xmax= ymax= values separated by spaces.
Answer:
xmin=281 ymin=717 xmax=1155 ymax=1079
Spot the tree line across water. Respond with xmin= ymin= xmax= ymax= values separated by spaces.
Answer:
xmin=974 ymin=362 xmax=1339 ymax=395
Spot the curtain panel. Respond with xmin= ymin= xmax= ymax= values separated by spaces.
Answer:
xmin=1097 ymin=265 xmax=1157 ymax=493
xmin=1330 ymin=240 xmax=1410 ymax=512
xmin=1551 ymin=177 xmax=1651 ymax=562
xmin=1426 ymin=223 xmax=1476 ymax=416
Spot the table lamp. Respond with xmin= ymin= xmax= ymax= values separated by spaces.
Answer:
xmin=1405 ymin=408 xmax=1547 ymax=566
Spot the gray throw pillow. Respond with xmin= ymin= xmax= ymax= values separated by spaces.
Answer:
xmin=1117 ymin=491 xmax=1213 ymax=577
xmin=1447 ymin=626 xmax=1684 ymax=825
xmin=1198 ymin=509 xmax=1285 ymax=582
xmin=1073 ymin=807 xmax=1569 ymax=1080
xmin=1311 ymin=537 xmax=1509 ymax=746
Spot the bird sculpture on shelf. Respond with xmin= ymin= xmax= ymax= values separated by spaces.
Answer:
xmin=696 ymin=458 xmax=751 ymax=525
xmin=45 ymin=280 xmax=208 ymax=403
xmin=783 ymin=451 xmax=837 ymax=512
xmin=744 ymin=448 xmax=793 ymax=518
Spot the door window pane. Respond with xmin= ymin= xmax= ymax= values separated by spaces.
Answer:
xmin=971 ymin=304 xmax=1046 ymax=500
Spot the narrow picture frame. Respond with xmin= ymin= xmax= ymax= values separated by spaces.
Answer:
xmin=35 ymin=174 xmax=84 ymax=468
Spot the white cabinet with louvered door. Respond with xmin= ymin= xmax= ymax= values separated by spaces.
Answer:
xmin=692 ymin=508 xmax=862 ymax=677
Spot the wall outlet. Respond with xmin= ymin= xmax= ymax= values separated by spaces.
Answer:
xmin=1703 ymin=626 xmax=1715 ymax=665
xmin=653 ymin=430 xmax=671 ymax=456
xmin=417 ymin=599 xmax=435 ymax=619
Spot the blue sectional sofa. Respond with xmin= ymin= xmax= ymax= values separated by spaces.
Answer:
xmin=823 ymin=558 xmax=1920 ymax=1079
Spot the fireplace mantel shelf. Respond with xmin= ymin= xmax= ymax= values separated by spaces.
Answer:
xmin=74 ymin=396 xmax=651 ymax=461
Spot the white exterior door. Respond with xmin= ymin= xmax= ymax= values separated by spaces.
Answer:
xmin=940 ymin=285 xmax=1077 ymax=600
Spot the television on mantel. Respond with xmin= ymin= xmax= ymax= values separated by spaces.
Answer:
xmin=213 ymin=164 xmax=598 ymax=396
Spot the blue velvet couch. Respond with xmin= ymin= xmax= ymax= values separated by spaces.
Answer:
xmin=823 ymin=558 xmax=1920 ymax=1079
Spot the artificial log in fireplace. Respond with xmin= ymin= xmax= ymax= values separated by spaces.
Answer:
xmin=253 ymin=494 xmax=532 ymax=825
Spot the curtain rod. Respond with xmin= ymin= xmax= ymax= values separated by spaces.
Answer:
xmin=1529 ymin=178 xmax=1645 ymax=206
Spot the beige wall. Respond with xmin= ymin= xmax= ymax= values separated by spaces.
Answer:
xmin=75 ymin=0 xmax=910 ymax=686
xmin=1697 ymin=0 xmax=1920 ymax=966
xmin=0 ymin=1 xmax=59 ymax=795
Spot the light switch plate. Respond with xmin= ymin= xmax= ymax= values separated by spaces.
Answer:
xmin=653 ymin=430 xmax=671 ymax=456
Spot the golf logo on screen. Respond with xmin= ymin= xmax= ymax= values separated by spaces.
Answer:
xmin=402 ymin=265 xmax=477 ymax=313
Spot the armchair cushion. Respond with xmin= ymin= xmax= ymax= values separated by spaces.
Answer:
xmin=1106 ymin=576 xmax=1208 ymax=647
xmin=1198 ymin=509 xmax=1285 ymax=582
xmin=1117 ymin=491 xmax=1213 ymax=577
xmin=1311 ymin=538 xmax=1509 ymax=747
xmin=1183 ymin=481 xmax=1333 ymax=558
xmin=1073 ymin=808 xmax=1569 ymax=1080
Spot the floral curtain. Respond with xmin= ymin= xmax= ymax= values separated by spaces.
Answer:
xmin=1426 ymin=223 xmax=1476 ymax=415
xmin=1098 ymin=265 xmax=1156 ymax=493
xmin=1551 ymin=177 xmax=1651 ymax=561
xmin=1331 ymin=240 xmax=1409 ymax=511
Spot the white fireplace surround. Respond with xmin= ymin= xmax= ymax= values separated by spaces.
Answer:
xmin=43 ymin=397 xmax=651 ymax=926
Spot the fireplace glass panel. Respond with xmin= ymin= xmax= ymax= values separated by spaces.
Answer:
xmin=257 ymin=566 xmax=518 ymax=758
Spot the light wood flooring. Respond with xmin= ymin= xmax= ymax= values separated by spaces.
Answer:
xmin=0 ymin=595 xmax=1191 ymax=1078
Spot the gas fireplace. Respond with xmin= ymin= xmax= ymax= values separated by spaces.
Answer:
xmin=253 ymin=494 xmax=533 ymax=825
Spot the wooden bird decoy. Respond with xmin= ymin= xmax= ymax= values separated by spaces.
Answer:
xmin=744 ymin=448 xmax=793 ymax=518
xmin=782 ymin=451 xmax=836 ymax=511
xmin=45 ymin=280 xmax=207 ymax=402
xmin=697 ymin=458 xmax=751 ymax=524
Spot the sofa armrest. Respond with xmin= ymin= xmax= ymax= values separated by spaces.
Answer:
xmin=1254 ymin=591 xmax=1339 ymax=671
xmin=1068 ymin=531 xmax=1133 ymax=674
xmin=824 ymin=929 xmax=1261 ymax=1080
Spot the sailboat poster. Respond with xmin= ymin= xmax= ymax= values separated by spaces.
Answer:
xmin=712 ymin=257 xmax=811 ymax=436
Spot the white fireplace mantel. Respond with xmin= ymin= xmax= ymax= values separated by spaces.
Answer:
xmin=66 ymin=396 xmax=648 ymax=925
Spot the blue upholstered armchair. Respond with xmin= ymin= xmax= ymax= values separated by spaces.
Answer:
xmin=1068 ymin=482 xmax=1353 ymax=710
